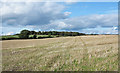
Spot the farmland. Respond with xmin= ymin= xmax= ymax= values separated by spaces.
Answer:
xmin=0 ymin=35 xmax=56 ymax=40
xmin=2 ymin=35 xmax=118 ymax=71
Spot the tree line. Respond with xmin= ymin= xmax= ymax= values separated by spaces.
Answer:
xmin=19 ymin=29 xmax=86 ymax=39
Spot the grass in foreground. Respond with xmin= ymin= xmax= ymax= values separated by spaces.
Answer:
xmin=2 ymin=35 xmax=118 ymax=71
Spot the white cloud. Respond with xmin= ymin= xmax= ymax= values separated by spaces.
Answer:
xmin=80 ymin=26 xmax=118 ymax=34
xmin=105 ymin=27 xmax=118 ymax=34
xmin=6 ymin=32 xmax=14 ymax=35
xmin=64 ymin=11 xmax=72 ymax=16
xmin=46 ymin=14 xmax=118 ymax=31
xmin=1 ymin=2 xmax=67 ymax=27
xmin=1 ymin=2 xmax=118 ymax=34
xmin=113 ymin=26 xmax=118 ymax=30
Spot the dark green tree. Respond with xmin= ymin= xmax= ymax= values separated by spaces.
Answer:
xmin=19 ymin=30 xmax=30 ymax=39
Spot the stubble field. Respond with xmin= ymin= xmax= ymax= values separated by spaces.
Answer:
xmin=2 ymin=35 xmax=118 ymax=71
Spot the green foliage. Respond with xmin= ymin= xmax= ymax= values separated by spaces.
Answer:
xmin=1 ymin=29 xmax=86 ymax=40
xmin=0 ymin=35 xmax=19 ymax=40
xmin=19 ymin=30 xmax=30 ymax=39
xmin=48 ymin=33 xmax=51 ymax=38
xmin=33 ymin=34 xmax=37 ymax=39
xmin=29 ymin=30 xmax=85 ymax=36
xmin=1 ymin=35 xmax=19 ymax=38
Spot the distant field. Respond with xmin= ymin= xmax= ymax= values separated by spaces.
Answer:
xmin=0 ymin=35 xmax=56 ymax=40
xmin=0 ymin=35 xmax=19 ymax=39
xmin=2 ymin=35 xmax=118 ymax=71
xmin=29 ymin=35 xmax=56 ymax=38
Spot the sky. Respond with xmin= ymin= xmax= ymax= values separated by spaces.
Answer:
xmin=0 ymin=2 xmax=118 ymax=35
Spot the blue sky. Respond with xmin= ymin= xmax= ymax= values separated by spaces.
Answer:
xmin=64 ymin=2 xmax=118 ymax=17
xmin=0 ymin=2 xmax=118 ymax=35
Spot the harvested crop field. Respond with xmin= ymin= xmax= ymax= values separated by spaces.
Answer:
xmin=2 ymin=35 xmax=118 ymax=71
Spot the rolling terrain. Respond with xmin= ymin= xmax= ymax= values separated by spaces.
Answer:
xmin=2 ymin=35 xmax=118 ymax=71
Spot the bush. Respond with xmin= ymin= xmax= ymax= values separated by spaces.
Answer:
xmin=19 ymin=30 xmax=30 ymax=39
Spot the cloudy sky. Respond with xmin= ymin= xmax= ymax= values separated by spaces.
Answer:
xmin=0 ymin=2 xmax=118 ymax=35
